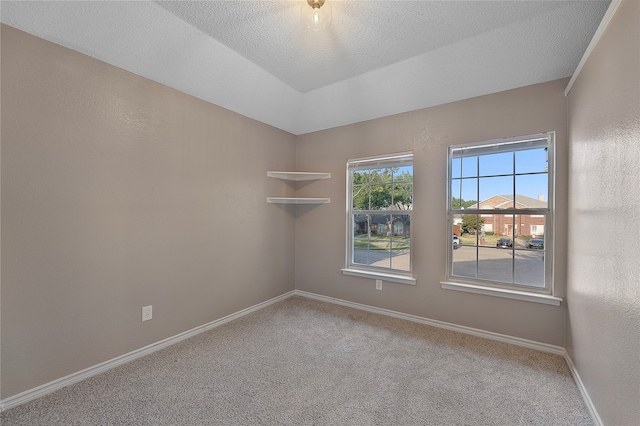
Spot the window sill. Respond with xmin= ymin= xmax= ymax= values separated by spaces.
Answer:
xmin=440 ymin=281 xmax=562 ymax=306
xmin=342 ymin=268 xmax=417 ymax=286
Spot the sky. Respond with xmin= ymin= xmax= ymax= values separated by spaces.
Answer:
xmin=451 ymin=147 xmax=548 ymax=205
xmin=354 ymin=147 xmax=548 ymax=208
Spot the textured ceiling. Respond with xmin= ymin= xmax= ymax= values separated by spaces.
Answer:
xmin=1 ymin=1 xmax=610 ymax=135
xmin=156 ymin=1 xmax=576 ymax=93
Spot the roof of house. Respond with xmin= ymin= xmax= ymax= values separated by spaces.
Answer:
xmin=469 ymin=194 xmax=547 ymax=209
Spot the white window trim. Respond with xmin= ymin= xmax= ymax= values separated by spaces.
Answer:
xmin=445 ymin=133 xmax=560 ymax=302
xmin=342 ymin=268 xmax=417 ymax=285
xmin=344 ymin=151 xmax=415 ymax=284
xmin=440 ymin=281 xmax=561 ymax=306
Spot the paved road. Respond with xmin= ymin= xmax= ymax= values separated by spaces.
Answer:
xmin=354 ymin=245 xmax=544 ymax=287
xmin=353 ymin=249 xmax=410 ymax=272
xmin=453 ymin=245 xmax=544 ymax=286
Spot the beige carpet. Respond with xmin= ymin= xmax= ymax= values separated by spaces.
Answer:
xmin=1 ymin=296 xmax=592 ymax=425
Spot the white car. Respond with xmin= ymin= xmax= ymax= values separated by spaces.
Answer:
xmin=453 ymin=235 xmax=460 ymax=246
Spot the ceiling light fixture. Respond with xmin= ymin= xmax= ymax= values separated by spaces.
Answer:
xmin=301 ymin=0 xmax=332 ymax=32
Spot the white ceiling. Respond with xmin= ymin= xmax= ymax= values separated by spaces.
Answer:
xmin=1 ymin=1 xmax=610 ymax=135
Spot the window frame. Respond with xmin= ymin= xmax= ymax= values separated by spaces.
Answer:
xmin=342 ymin=152 xmax=416 ymax=285
xmin=444 ymin=133 xmax=558 ymax=301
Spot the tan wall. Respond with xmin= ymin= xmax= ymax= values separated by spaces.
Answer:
xmin=1 ymin=25 xmax=296 ymax=399
xmin=295 ymin=78 xmax=570 ymax=346
xmin=566 ymin=0 xmax=640 ymax=424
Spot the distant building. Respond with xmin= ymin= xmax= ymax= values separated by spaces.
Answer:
xmin=354 ymin=214 xmax=411 ymax=238
xmin=467 ymin=194 xmax=546 ymax=237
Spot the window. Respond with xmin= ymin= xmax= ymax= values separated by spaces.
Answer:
xmin=342 ymin=152 xmax=415 ymax=285
xmin=446 ymin=133 xmax=555 ymax=297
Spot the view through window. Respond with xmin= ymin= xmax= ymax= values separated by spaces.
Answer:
xmin=448 ymin=134 xmax=554 ymax=292
xmin=346 ymin=152 xmax=413 ymax=276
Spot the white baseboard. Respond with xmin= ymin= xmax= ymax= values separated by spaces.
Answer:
xmin=563 ymin=349 xmax=603 ymax=426
xmin=294 ymin=290 xmax=565 ymax=355
xmin=0 ymin=290 xmax=295 ymax=412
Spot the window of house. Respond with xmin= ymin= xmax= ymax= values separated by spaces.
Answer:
xmin=342 ymin=152 xmax=415 ymax=285
xmin=444 ymin=133 xmax=559 ymax=303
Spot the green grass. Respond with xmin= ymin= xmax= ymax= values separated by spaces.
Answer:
xmin=459 ymin=234 xmax=535 ymax=248
xmin=354 ymin=235 xmax=410 ymax=250
xmin=459 ymin=234 xmax=501 ymax=245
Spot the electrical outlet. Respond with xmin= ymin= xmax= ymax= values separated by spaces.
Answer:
xmin=375 ymin=279 xmax=382 ymax=290
xmin=142 ymin=305 xmax=152 ymax=322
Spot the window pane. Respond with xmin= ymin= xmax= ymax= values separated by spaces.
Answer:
xmin=393 ymin=183 xmax=413 ymax=210
xmin=370 ymin=182 xmax=392 ymax=210
xmin=514 ymin=214 xmax=546 ymax=240
xmin=460 ymin=214 xmax=482 ymax=239
xmin=451 ymin=179 xmax=461 ymax=209
xmin=515 ymin=174 xmax=548 ymax=208
xmin=368 ymin=214 xmax=389 ymax=237
xmin=478 ymin=247 xmax=513 ymax=283
xmin=527 ymin=218 xmax=545 ymax=240
xmin=353 ymin=215 xmax=370 ymax=265
xmin=478 ymin=215 xmax=495 ymax=247
xmin=352 ymin=185 xmax=369 ymax=210
xmin=479 ymin=176 xmax=513 ymax=208
xmin=452 ymin=179 xmax=479 ymax=209
xmin=451 ymin=156 xmax=462 ymax=179
xmin=478 ymin=213 xmax=511 ymax=242
xmin=514 ymin=251 xmax=544 ymax=287
xmin=371 ymin=214 xmax=392 ymax=268
xmin=516 ymin=147 xmax=548 ymax=174
xmin=353 ymin=170 xmax=370 ymax=186
xmin=353 ymin=213 xmax=369 ymax=247
xmin=352 ymin=214 xmax=401 ymax=270
xmin=369 ymin=168 xmax=385 ymax=184
xmin=498 ymin=214 xmax=515 ymax=239
xmin=389 ymin=214 xmax=411 ymax=272
xmin=452 ymin=213 xmax=463 ymax=242
xmin=479 ymin=152 xmax=512 ymax=176
xmin=460 ymin=178 xmax=478 ymax=207
xmin=461 ymin=156 xmax=477 ymax=178
xmin=452 ymin=245 xmax=476 ymax=278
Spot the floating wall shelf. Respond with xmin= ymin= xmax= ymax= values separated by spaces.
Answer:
xmin=267 ymin=171 xmax=331 ymax=205
xmin=267 ymin=197 xmax=330 ymax=204
xmin=267 ymin=171 xmax=331 ymax=181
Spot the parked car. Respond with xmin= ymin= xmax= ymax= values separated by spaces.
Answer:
xmin=527 ymin=239 xmax=544 ymax=249
xmin=453 ymin=235 xmax=460 ymax=246
xmin=496 ymin=238 xmax=513 ymax=248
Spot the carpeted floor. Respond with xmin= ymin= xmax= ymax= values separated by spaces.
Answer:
xmin=1 ymin=296 xmax=592 ymax=425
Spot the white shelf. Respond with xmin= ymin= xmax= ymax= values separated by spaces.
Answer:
xmin=267 ymin=171 xmax=331 ymax=206
xmin=267 ymin=197 xmax=330 ymax=205
xmin=267 ymin=171 xmax=331 ymax=181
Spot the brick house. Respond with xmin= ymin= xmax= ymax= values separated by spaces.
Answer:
xmin=470 ymin=195 xmax=546 ymax=238
xmin=354 ymin=214 xmax=411 ymax=238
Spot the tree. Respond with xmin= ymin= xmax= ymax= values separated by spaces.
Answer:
xmin=461 ymin=214 xmax=484 ymax=234
xmin=353 ymin=168 xmax=413 ymax=210
xmin=452 ymin=197 xmax=476 ymax=210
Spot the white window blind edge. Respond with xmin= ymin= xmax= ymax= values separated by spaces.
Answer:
xmin=452 ymin=134 xmax=549 ymax=158
xmin=348 ymin=152 xmax=413 ymax=170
